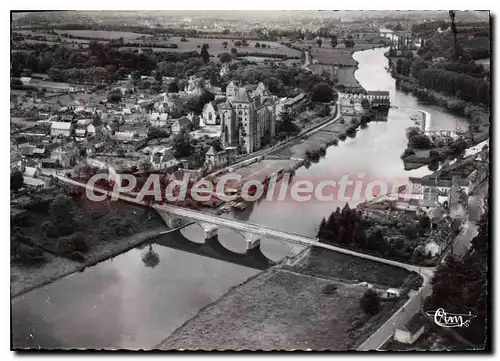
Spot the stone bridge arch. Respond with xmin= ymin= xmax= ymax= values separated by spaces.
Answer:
xmin=156 ymin=209 xmax=262 ymax=252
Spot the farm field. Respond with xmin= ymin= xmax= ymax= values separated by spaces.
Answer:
xmin=310 ymin=43 xmax=379 ymax=66
xmin=55 ymin=29 xmax=153 ymax=39
xmin=240 ymin=56 xmax=283 ymax=63
xmin=336 ymin=67 xmax=360 ymax=87
xmin=159 ymin=268 xmax=390 ymax=351
xmin=158 ymin=37 xmax=302 ymax=57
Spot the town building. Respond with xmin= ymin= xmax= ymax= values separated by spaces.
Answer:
xmin=204 ymin=146 xmax=230 ymax=171
xmin=393 ymin=313 xmax=426 ymax=345
xmin=150 ymin=149 xmax=179 ymax=172
xmin=219 ymin=82 xmax=278 ymax=154
xmin=149 ymin=112 xmax=169 ymax=127
xmin=282 ymin=93 xmax=309 ymax=114
xmin=171 ymin=117 xmax=192 ymax=134
xmin=50 ymin=121 xmax=73 ymax=137
xmin=202 ymin=102 xmax=220 ymax=125
xmin=365 ymin=90 xmax=390 ymax=109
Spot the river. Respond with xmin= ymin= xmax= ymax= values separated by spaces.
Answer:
xmin=12 ymin=47 xmax=470 ymax=349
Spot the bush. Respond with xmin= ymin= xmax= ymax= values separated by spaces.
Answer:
xmin=450 ymin=139 xmax=468 ymax=155
xmin=58 ymin=232 xmax=88 ymax=255
xmin=311 ymin=82 xmax=335 ymax=102
xmin=406 ymin=126 xmax=422 ymax=140
xmin=401 ymin=148 xmax=416 ymax=159
xmin=315 ymin=104 xmax=331 ymax=117
xmin=11 ymin=242 xmax=45 ymax=266
xmin=25 ymin=199 xmax=52 ymax=214
xmin=409 ymin=134 xmax=432 ymax=149
xmin=429 ymin=149 xmax=441 ymax=160
xmin=360 ymin=289 xmax=381 ymax=315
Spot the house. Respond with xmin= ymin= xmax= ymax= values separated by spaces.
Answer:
xmin=49 ymin=144 xmax=79 ymax=167
xmin=202 ymin=101 xmax=220 ymax=125
xmin=395 ymin=197 xmax=420 ymax=211
xmin=394 ymin=313 xmax=426 ymax=344
xmin=87 ymin=124 xmax=96 ymax=137
xmin=171 ymin=117 xmax=192 ymax=134
xmin=23 ymin=165 xmax=40 ymax=178
xmin=41 ymin=158 xmax=62 ymax=169
xmin=14 ymin=136 xmax=29 ymax=149
xmin=382 ymin=288 xmax=401 ymax=300
xmin=112 ymin=132 xmax=136 ymax=142
xmin=23 ymin=176 xmax=48 ymax=188
xmin=365 ymin=90 xmax=390 ymax=109
xmin=20 ymin=77 xmax=32 ymax=85
xmin=205 ymin=146 xmax=229 ymax=171
xmin=149 ymin=112 xmax=169 ymax=127
xmin=74 ymin=119 xmax=93 ymax=138
xmin=150 ymin=149 xmax=179 ymax=172
xmin=51 ymin=122 xmax=73 ymax=137
xmin=283 ymin=93 xmax=309 ymax=113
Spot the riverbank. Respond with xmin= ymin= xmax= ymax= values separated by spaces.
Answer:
xmin=385 ymin=52 xmax=490 ymax=130
xmin=11 ymin=226 xmax=171 ymax=298
xmin=158 ymin=247 xmax=419 ymax=350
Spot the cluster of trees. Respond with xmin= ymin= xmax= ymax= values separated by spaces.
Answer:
xmin=317 ymin=204 xmax=374 ymax=250
xmin=254 ymin=42 xmax=271 ymax=48
xmin=234 ymin=51 xmax=298 ymax=60
xmin=11 ymin=41 xmax=206 ymax=83
xmin=276 ymin=109 xmax=299 ymax=138
xmin=318 ymin=204 xmax=435 ymax=262
xmin=343 ymin=35 xmax=356 ymax=48
xmin=396 ymin=58 xmax=412 ymax=77
xmin=11 ymin=170 xmax=24 ymax=192
xmin=311 ymin=82 xmax=336 ymax=103
xmin=200 ymin=44 xmax=210 ymax=64
xmin=172 ymin=128 xmax=193 ymax=159
xmin=229 ymin=65 xmax=326 ymax=98
xmin=428 ymin=210 xmax=488 ymax=346
xmin=360 ymin=289 xmax=381 ymax=315
xmin=419 ymin=26 xmax=490 ymax=61
xmin=417 ymin=67 xmax=489 ymax=105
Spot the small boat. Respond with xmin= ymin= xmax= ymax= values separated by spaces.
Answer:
xmin=232 ymin=202 xmax=246 ymax=211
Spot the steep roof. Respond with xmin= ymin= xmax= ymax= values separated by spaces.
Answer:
xmin=206 ymin=146 xmax=216 ymax=156
xmin=400 ymin=313 xmax=426 ymax=334
xmin=174 ymin=117 xmax=191 ymax=127
xmin=203 ymin=101 xmax=218 ymax=113
xmin=233 ymin=87 xmax=250 ymax=102
xmin=218 ymin=101 xmax=233 ymax=111
xmin=367 ymin=90 xmax=390 ymax=97
xmin=51 ymin=121 xmax=72 ymax=130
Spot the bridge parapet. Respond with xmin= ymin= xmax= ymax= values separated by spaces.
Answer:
xmin=157 ymin=210 xmax=183 ymax=228
xmin=244 ymin=233 xmax=261 ymax=251
xmin=200 ymin=222 xmax=219 ymax=239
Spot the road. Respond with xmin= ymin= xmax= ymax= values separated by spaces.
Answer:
xmin=302 ymin=50 xmax=311 ymax=71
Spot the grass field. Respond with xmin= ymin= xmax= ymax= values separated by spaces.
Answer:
xmin=55 ymin=29 xmax=152 ymax=39
xmin=155 ymin=37 xmax=302 ymax=57
xmin=336 ymin=67 xmax=360 ymax=87
xmin=159 ymin=268 xmax=388 ymax=350
xmin=307 ymin=42 xmax=381 ymax=66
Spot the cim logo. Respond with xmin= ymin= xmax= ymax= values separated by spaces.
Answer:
xmin=426 ymin=308 xmax=476 ymax=328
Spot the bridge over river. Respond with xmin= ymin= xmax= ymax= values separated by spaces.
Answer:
xmin=52 ymin=173 xmax=429 ymax=275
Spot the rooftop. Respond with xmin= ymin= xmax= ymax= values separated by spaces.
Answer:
xmin=399 ymin=313 xmax=427 ymax=334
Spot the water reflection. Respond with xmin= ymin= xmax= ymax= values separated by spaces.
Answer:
xmin=141 ymin=244 xmax=160 ymax=268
